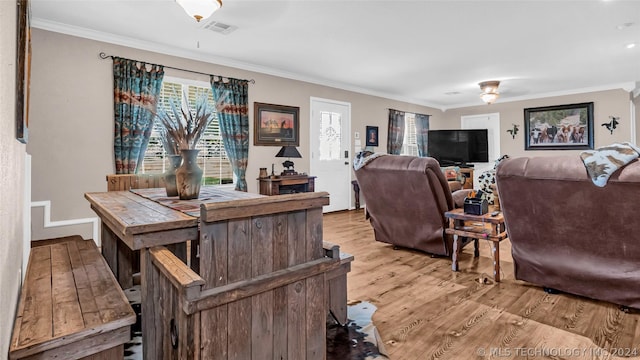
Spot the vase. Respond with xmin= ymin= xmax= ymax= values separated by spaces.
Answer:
xmin=164 ymin=155 xmax=183 ymax=197
xmin=175 ymin=149 xmax=203 ymax=200
xmin=259 ymin=168 xmax=268 ymax=178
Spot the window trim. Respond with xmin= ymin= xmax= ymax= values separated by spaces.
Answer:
xmin=141 ymin=77 xmax=234 ymax=186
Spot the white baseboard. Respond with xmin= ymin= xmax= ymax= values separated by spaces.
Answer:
xmin=31 ymin=200 xmax=100 ymax=246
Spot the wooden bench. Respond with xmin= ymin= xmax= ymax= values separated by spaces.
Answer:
xmin=9 ymin=238 xmax=136 ymax=360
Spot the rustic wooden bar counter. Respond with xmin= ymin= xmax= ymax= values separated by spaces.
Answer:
xmin=141 ymin=192 xmax=352 ymax=359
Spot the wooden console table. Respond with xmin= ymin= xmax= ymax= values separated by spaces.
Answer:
xmin=258 ymin=175 xmax=316 ymax=195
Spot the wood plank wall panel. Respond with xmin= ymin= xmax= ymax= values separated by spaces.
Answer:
xmin=226 ymin=219 xmax=252 ymax=360
xmin=305 ymin=274 xmax=326 ymax=360
xmin=288 ymin=211 xmax=306 ymax=267
xmin=250 ymin=215 xmax=275 ymax=360
xmin=306 ymin=208 xmax=323 ymax=262
xmin=226 ymin=299 xmax=251 ymax=360
xmin=272 ymin=214 xmax=289 ymax=360
xmin=286 ymin=280 xmax=306 ymax=359
xmin=143 ymin=193 xmax=344 ymax=360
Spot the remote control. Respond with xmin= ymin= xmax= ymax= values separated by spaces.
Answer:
xmin=490 ymin=211 xmax=500 ymax=217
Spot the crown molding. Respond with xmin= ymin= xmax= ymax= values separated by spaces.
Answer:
xmin=30 ymin=18 xmax=444 ymax=110
xmin=444 ymin=82 xmax=636 ymax=111
xmin=30 ymin=18 xmax=637 ymax=113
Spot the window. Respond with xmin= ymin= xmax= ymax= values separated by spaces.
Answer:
xmin=141 ymin=79 xmax=234 ymax=185
xmin=401 ymin=112 xmax=418 ymax=156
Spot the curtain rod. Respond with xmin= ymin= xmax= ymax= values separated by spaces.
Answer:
xmin=99 ymin=52 xmax=255 ymax=84
xmin=388 ymin=108 xmax=432 ymax=117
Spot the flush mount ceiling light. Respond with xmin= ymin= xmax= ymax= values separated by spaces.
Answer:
xmin=479 ymin=80 xmax=500 ymax=104
xmin=176 ymin=0 xmax=222 ymax=22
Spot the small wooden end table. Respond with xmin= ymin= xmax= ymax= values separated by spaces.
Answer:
xmin=444 ymin=208 xmax=508 ymax=282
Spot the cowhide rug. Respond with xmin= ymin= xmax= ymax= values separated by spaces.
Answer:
xmin=123 ymin=287 xmax=387 ymax=360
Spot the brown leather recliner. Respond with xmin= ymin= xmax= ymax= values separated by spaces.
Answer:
xmin=354 ymin=154 xmax=468 ymax=256
xmin=496 ymin=156 xmax=640 ymax=308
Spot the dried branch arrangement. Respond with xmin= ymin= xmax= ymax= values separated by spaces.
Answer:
xmin=155 ymin=90 xmax=215 ymax=154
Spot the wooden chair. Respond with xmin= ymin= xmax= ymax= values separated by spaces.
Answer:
xmin=106 ymin=173 xmax=165 ymax=192
xmin=105 ymin=173 xmax=165 ymax=288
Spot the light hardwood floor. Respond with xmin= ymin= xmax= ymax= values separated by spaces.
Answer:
xmin=323 ymin=210 xmax=640 ymax=360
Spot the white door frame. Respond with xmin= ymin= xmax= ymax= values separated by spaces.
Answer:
xmin=309 ymin=97 xmax=352 ymax=211
xmin=461 ymin=112 xmax=501 ymax=185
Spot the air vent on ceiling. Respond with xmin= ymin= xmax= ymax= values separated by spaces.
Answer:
xmin=200 ymin=20 xmax=237 ymax=35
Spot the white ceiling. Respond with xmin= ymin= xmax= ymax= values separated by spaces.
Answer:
xmin=31 ymin=0 xmax=640 ymax=110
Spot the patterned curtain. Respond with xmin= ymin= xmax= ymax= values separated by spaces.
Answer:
xmin=113 ymin=58 xmax=164 ymax=174
xmin=210 ymin=77 xmax=250 ymax=192
xmin=415 ymin=113 xmax=430 ymax=157
xmin=387 ymin=109 xmax=405 ymax=155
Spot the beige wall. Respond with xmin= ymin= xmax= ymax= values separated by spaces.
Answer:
xmin=26 ymin=29 xmax=635 ymax=242
xmin=27 ymin=29 xmax=438 ymax=240
xmin=0 ymin=0 xmax=26 ymax=355
xmin=437 ymin=89 xmax=633 ymax=159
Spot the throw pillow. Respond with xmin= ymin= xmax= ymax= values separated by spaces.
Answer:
xmin=580 ymin=142 xmax=640 ymax=187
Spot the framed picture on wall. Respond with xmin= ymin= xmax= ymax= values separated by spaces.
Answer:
xmin=524 ymin=102 xmax=594 ymax=150
xmin=253 ymin=102 xmax=300 ymax=146
xmin=366 ymin=126 xmax=379 ymax=147
xmin=16 ymin=0 xmax=31 ymax=144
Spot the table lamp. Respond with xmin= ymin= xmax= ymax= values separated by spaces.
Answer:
xmin=275 ymin=146 xmax=302 ymax=176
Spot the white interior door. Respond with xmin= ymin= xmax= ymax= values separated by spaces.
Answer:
xmin=461 ymin=113 xmax=500 ymax=185
xmin=310 ymin=97 xmax=351 ymax=213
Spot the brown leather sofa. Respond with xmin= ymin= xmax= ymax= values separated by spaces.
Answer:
xmin=496 ymin=156 xmax=640 ymax=308
xmin=354 ymin=154 xmax=468 ymax=256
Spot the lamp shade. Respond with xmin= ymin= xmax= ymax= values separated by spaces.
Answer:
xmin=275 ymin=146 xmax=302 ymax=158
xmin=176 ymin=0 xmax=222 ymax=22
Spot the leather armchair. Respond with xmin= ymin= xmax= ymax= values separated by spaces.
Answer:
xmin=496 ymin=156 xmax=640 ymax=308
xmin=354 ymin=154 xmax=469 ymax=256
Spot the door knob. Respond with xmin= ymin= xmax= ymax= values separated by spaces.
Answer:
xmin=344 ymin=162 xmax=349 ymax=165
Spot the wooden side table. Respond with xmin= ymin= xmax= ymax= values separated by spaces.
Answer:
xmin=444 ymin=208 xmax=507 ymax=282
xmin=258 ymin=175 xmax=316 ymax=196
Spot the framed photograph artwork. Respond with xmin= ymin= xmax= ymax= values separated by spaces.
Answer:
xmin=16 ymin=0 xmax=31 ymax=144
xmin=254 ymin=102 xmax=300 ymax=146
xmin=524 ymin=102 xmax=594 ymax=150
xmin=366 ymin=126 xmax=379 ymax=147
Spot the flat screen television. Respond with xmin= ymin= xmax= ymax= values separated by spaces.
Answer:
xmin=427 ymin=129 xmax=489 ymax=166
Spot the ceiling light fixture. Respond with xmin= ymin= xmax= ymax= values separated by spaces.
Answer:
xmin=479 ymin=80 xmax=500 ymax=104
xmin=176 ymin=0 xmax=222 ymax=22
xmin=626 ymin=43 xmax=637 ymax=49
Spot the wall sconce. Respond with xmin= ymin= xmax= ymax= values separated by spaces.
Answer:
xmin=176 ymin=0 xmax=222 ymax=22
xmin=507 ymin=124 xmax=519 ymax=139
xmin=479 ymin=80 xmax=500 ymax=104
xmin=601 ymin=116 xmax=619 ymax=134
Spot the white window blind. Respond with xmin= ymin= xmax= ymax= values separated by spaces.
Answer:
xmin=141 ymin=81 xmax=234 ymax=185
xmin=401 ymin=112 xmax=418 ymax=156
